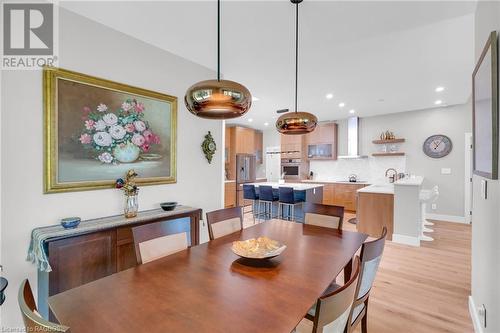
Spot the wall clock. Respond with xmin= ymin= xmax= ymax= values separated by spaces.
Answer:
xmin=202 ymin=131 xmax=217 ymax=164
xmin=423 ymin=134 xmax=453 ymax=158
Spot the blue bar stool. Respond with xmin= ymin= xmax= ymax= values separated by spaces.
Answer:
xmin=278 ymin=187 xmax=304 ymax=222
xmin=258 ymin=185 xmax=278 ymax=220
xmin=243 ymin=184 xmax=259 ymax=224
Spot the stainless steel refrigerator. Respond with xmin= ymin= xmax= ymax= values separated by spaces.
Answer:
xmin=236 ymin=154 xmax=256 ymax=206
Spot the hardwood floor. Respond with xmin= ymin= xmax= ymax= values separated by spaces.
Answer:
xmin=243 ymin=211 xmax=473 ymax=333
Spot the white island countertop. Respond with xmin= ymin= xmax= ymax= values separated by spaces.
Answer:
xmin=357 ymin=184 xmax=394 ymax=194
xmin=394 ymin=176 xmax=424 ymax=186
xmin=246 ymin=182 xmax=324 ymax=191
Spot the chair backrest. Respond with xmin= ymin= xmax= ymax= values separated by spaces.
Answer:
xmin=303 ymin=203 xmax=344 ymax=230
xmin=259 ymin=185 xmax=275 ymax=202
xmin=278 ymin=187 xmax=295 ymax=204
xmin=312 ymin=257 xmax=361 ymax=333
xmin=243 ymin=184 xmax=258 ymax=200
xmin=347 ymin=227 xmax=387 ymax=329
xmin=206 ymin=206 xmax=243 ymax=240
xmin=19 ymin=279 xmax=70 ymax=333
xmin=132 ymin=221 xmax=189 ymax=264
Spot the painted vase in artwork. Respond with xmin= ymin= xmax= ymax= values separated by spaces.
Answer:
xmin=113 ymin=142 xmax=140 ymax=163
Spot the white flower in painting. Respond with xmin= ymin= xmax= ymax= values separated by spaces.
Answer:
xmin=109 ymin=125 xmax=126 ymax=140
xmin=133 ymin=120 xmax=146 ymax=132
xmin=93 ymin=132 xmax=112 ymax=147
xmin=98 ymin=152 xmax=113 ymax=164
xmin=97 ymin=103 xmax=108 ymax=112
xmin=94 ymin=119 xmax=107 ymax=131
xmin=121 ymin=102 xmax=132 ymax=111
xmin=103 ymin=113 xmax=118 ymax=126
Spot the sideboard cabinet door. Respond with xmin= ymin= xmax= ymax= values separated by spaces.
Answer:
xmin=48 ymin=230 xmax=117 ymax=295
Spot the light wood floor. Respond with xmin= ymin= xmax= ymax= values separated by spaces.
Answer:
xmin=243 ymin=211 xmax=473 ymax=333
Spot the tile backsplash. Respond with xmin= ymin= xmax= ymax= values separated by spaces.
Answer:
xmin=309 ymin=156 xmax=406 ymax=184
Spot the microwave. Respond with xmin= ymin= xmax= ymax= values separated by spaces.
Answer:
xmin=281 ymin=159 xmax=301 ymax=179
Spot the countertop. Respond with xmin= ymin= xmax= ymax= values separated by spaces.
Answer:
xmin=357 ymin=184 xmax=394 ymax=194
xmin=394 ymin=176 xmax=424 ymax=186
xmin=301 ymin=179 xmax=370 ymax=185
xmin=246 ymin=182 xmax=324 ymax=191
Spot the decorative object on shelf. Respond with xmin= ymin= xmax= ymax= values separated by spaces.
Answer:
xmin=44 ymin=67 xmax=177 ymax=193
xmin=379 ymin=131 xmax=396 ymax=140
xmin=423 ymin=134 xmax=453 ymax=158
xmin=116 ymin=170 xmax=139 ymax=218
xmin=276 ymin=0 xmax=318 ymax=135
xmin=184 ymin=0 xmax=251 ymax=119
xmin=160 ymin=202 xmax=178 ymax=211
xmin=202 ymin=131 xmax=217 ymax=163
xmin=60 ymin=217 xmax=81 ymax=229
xmin=472 ymin=31 xmax=498 ymax=179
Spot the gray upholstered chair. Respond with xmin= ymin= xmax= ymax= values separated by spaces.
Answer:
xmin=132 ymin=220 xmax=189 ymax=264
xmin=206 ymin=206 xmax=243 ymax=240
xmin=303 ymin=257 xmax=361 ymax=333
xmin=303 ymin=203 xmax=344 ymax=230
xmin=19 ymin=279 xmax=70 ymax=332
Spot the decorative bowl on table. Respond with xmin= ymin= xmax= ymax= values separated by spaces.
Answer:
xmin=160 ymin=202 xmax=178 ymax=211
xmin=231 ymin=237 xmax=286 ymax=259
xmin=60 ymin=217 xmax=81 ymax=229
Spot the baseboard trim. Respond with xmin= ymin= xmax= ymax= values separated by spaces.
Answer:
xmin=469 ymin=296 xmax=484 ymax=333
xmin=392 ymin=234 xmax=420 ymax=246
xmin=426 ymin=213 xmax=467 ymax=224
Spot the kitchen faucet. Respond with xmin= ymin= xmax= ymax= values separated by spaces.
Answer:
xmin=385 ymin=168 xmax=398 ymax=183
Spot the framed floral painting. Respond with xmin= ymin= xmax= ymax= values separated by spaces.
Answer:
xmin=44 ymin=67 xmax=177 ymax=193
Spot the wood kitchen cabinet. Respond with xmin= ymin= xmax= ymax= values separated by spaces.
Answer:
xmin=235 ymin=126 xmax=255 ymax=155
xmin=225 ymin=127 xmax=231 ymax=164
xmin=254 ymin=131 xmax=263 ymax=164
xmin=305 ymin=123 xmax=338 ymax=160
xmin=316 ymin=182 xmax=368 ymax=212
xmin=224 ymin=181 xmax=236 ymax=208
xmin=281 ymin=134 xmax=303 ymax=159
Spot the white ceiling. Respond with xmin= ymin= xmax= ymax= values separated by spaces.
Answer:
xmin=60 ymin=1 xmax=476 ymax=130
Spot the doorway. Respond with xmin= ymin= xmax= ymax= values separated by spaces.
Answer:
xmin=464 ymin=132 xmax=473 ymax=224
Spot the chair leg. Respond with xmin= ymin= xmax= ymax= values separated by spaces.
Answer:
xmin=361 ymin=299 xmax=369 ymax=333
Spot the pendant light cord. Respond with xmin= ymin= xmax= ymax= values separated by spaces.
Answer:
xmin=294 ymin=1 xmax=299 ymax=113
xmin=217 ymin=0 xmax=221 ymax=82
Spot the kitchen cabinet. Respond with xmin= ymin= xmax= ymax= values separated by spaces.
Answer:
xmin=281 ymin=134 xmax=303 ymax=159
xmin=357 ymin=192 xmax=393 ymax=240
xmin=254 ymin=131 xmax=263 ymax=164
xmin=225 ymin=127 xmax=231 ymax=164
xmin=310 ymin=182 xmax=367 ymax=212
xmin=224 ymin=181 xmax=236 ymax=208
xmin=235 ymin=127 xmax=255 ymax=155
xmin=305 ymin=123 xmax=338 ymax=160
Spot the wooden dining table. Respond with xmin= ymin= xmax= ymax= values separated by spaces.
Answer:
xmin=48 ymin=220 xmax=367 ymax=333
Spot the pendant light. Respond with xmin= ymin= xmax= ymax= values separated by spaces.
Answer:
xmin=276 ymin=0 xmax=317 ymax=135
xmin=184 ymin=0 xmax=252 ymax=119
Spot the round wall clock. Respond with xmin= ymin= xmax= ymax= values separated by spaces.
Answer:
xmin=423 ymin=134 xmax=453 ymax=158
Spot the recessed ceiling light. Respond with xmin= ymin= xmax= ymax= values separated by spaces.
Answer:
xmin=349 ymin=109 xmax=356 ymax=114
xmin=252 ymin=96 xmax=260 ymax=101
xmin=326 ymin=93 xmax=334 ymax=100
xmin=248 ymin=118 xmax=253 ymax=122
xmin=435 ymin=86 xmax=445 ymax=92
xmin=264 ymin=122 xmax=269 ymax=126
xmin=434 ymin=100 xmax=442 ymax=105
xmin=338 ymin=102 xmax=345 ymax=108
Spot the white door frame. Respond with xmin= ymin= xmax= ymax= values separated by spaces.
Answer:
xmin=464 ymin=132 xmax=473 ymax=224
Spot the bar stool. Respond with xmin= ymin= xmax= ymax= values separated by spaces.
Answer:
xmin=243 ymin=184 xmax=259 ymax=224
xmin=278 ymin=187 xmax=304 ymax=222
xmin=419 ymin=185 xmax=439 ymax=241
xmin=258 ymin=186 xmax=278 ymax=220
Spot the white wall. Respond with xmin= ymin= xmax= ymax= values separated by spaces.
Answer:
xmin=0 ymin=9 xmax=223 ymax=328
xmin=470 ymin=1 xmax=500 ymax=332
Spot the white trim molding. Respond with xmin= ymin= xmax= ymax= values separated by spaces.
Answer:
xmin=426 ymin=213 xmax=467 ymax=224
xmin=392 ymin=234 xmax=420 ymax=246
xmin=469 ymin=296 xmax=484 ymax=333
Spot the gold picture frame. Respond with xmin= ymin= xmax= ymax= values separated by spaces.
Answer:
xmin=44 ymin=67 xmax=177 ymax=193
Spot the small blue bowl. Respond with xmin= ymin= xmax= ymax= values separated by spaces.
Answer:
xmin=61 ymin=217 xmax=81 ymax=229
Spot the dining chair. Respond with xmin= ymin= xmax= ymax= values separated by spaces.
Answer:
xmin=206 ymin=206 xmax=243 ymax=240
xmin=303 ymin=203 xmax=344 ymax=230
xmin=278 ymin=187 xmax=304 ymax=222
xmin=346 ymin=227 xmax=387 ymax=333
xmin=243 ymin=184 xmax=259 ymax=223
xmin=258 ymin=185 xmax=278 ymax=220
xmin=303 ymin=257 xmax=361 ymax=333
xmin=19 ymin=279 xmax=70 ymax=332
xmin=132 ymin=220 xmax=189 ymax=264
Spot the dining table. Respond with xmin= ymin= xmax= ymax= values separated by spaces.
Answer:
xmin=48 ymin=219 xmax=367 ymax=333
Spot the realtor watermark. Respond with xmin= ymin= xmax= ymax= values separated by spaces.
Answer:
xmin=1 ymin=2 xmax=58 ymax=70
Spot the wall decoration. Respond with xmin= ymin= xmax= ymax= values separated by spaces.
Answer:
xmin=44 ymin=67 xmax=177 ymax=193
xmin=423 ymin=134 xmax=453 ymax=158
xmin=472 ymin=31 xmax=499 ymax=179
xmin=202 ymin=131 xmax=217 ymax=164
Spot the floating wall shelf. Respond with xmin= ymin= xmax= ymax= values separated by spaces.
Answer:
xmin=372 ymin=138 xmax=406 ymax=144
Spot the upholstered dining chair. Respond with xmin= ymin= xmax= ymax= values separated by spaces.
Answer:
xmin=303 ymin=203 xmax=344 ymax=230
xmin=132 ymin=221 xmax=189 ymax=264
xmin=206 ymin=206 xmax=243 ymax=240
xmin=346 ymin=227 xmax=387 ymax=333
xmin=303 ymin=257 xmax=361 ymax=333
xmin=19 ymin=279 xmax=70 ymax=332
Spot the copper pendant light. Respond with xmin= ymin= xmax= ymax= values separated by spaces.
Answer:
xmin=185 ymin=0 xmax=252 ymax=119
xmin=276 ymin=0 xmax=317 ymax=135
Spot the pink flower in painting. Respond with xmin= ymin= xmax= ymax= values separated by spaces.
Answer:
xmin=121 ymin=102 xmax=132 ymax=112
xmin=82 ymin=106 xmax=91 ymax=114
xmin=142 ymin=130 xmax=153 ymax=143
xmin=124 ymin=123 xmax=135 ymax=133
xmin=141 ymin=143 xmax=150 ymax=152
xmin=131 ymin=133 xmax=145 ymax=147
xmin=133 ymin=120 xmax=146 ymax=132
xmin=97 ymin=103 xmax=108 ymax=112
xmin=79 ymin=133 xmax=92 ymax=144
xmin=84 ymin=119 xmax=95 ymax=130
xmin=152 ymin=134 xmax=161 ymax=145
xmin=134 ymin=102 xmax=145 ymax=113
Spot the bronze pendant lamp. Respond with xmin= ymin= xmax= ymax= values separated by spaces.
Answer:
xmin=184 ymin=0 xmax=252 ymax=119
xmin=276 ymin=0 xmax=317 ymax=135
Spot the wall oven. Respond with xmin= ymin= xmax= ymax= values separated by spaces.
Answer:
xmin=281 ymin=159 xmax=301 ymax=179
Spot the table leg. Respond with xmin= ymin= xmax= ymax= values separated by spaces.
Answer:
xmin=344 ymin=258 xmax=353 ymax=284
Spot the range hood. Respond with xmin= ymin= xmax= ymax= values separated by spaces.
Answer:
xmin=338 ymin=117 xmax=368 ymax=159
